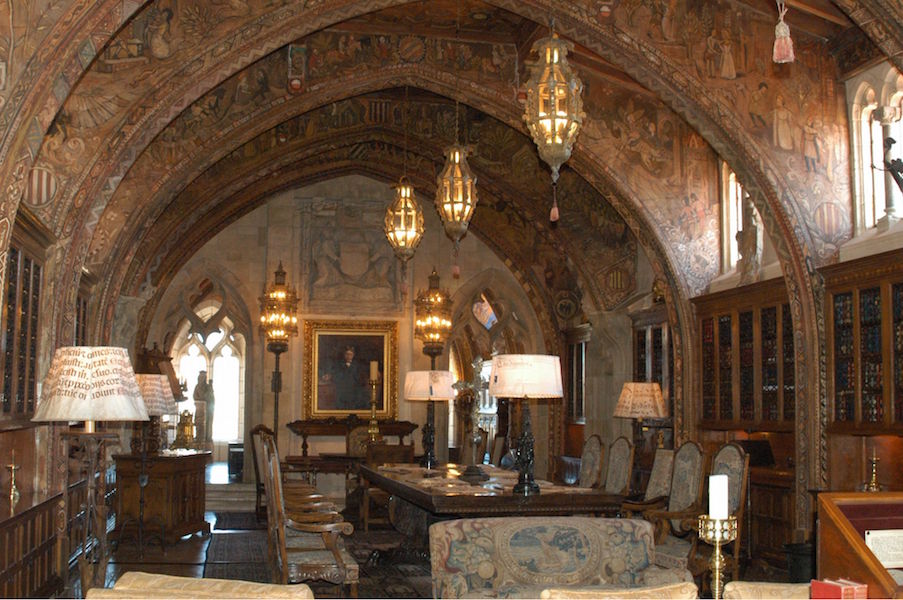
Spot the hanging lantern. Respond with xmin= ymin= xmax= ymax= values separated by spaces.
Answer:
xmin=384 ymin=176 xmax=425 ymax=270
xmin=435 ymin=142 xmax=478 ymax=276
xmin=523 ymin=29 xmax=585 ymax=221
xmin=414 ymin=268 xmax=453 ymax=359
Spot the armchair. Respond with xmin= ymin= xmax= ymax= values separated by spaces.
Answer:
xmin=360 ymin=442 xmax=414 ymax=532
xmin=649 ymin=442 xmax=749 ymax=589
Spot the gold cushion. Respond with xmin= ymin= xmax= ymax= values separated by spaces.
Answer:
xmin=540 ymin=581 xmax=698 ymax=599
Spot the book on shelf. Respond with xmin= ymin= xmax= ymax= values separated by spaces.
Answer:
xmin=810 ymin=578 xmax=868 ymax=599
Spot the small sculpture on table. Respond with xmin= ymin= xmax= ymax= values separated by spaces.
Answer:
xmin=172 ymin=410 xmax=195 ymax=449
xmin=193 ymin=371 xmax=215 ymax=449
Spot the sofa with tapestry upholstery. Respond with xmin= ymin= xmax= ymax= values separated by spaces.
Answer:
xmin=429 ymin=516 xmax=693 ymax=599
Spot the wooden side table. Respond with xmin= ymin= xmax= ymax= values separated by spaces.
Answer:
xmin=113 ymin=451 xmax=211 ymax=545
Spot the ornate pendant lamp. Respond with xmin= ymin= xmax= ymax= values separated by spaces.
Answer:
xmin=523 ymin=22 xmax=585 ymax=222
xmin=436 ymin=0 xmax=477 ymax=278
xmin=385 ymin=87 xmax=425 ymax=289
xmin=414 ymin=267 xmax=453 ymax=362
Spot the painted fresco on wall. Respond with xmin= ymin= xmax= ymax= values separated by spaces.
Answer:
xmin=579 ymin=0 xmax=852 ymax=258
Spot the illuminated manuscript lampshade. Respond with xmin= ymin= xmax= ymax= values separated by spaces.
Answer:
xmin=523 ymin=28 xmax=585 ymax=221
xmin=488 ymin=354 xmax=563 ymax=400
xmin=135 ymin=373 xmax=178 ymax=417
xmin=33 ymin=346 xmax=148 ymax=431
xmin=258 ymin=261 xmax=299 ymax=353
xmin=385 ymin=176 xmax=425 ymax=265
xmin=614 ymin=382 xmax=667 ymax=420
xmin=404 ymin=370 xmax=456 ymax=402
xmin=489 ymin=354 xmax=562 ymax=496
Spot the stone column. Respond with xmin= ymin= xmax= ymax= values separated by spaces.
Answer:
xmin=876 ymin=106 xmax=901 ymax=230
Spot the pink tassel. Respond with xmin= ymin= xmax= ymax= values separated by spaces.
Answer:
xmin=773 ymin=2 xmax=795 ymax=64
xmin=452 ymin=264 xmax=461 ymax=279
xmin=550 ymin=182 xmax=560 ymax=222
xmin=550 ymin=204 xmax=559 ymax=222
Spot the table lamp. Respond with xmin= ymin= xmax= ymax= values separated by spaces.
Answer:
xmin=405 ymin=370 xmax=455 ymax=469
xmin=489 ymin=354 xmax=562 ymax=496
xmin=614 ymin=382 xmax=667 ymax=452
xmin=33 ymin=346 xmax=148 ymax=593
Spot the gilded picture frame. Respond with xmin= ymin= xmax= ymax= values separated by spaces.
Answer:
xmin=304 ymin=319 xmax=397 ymax=419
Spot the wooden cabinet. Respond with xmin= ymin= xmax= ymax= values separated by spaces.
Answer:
xmin=693 ymin=278 xmax=795 ymax=430
xmin=749 ymin=468 xmax=794 ymax=567
xmin=823 ymin=249 xmax=903 ymax=433
xmin=113 ymin=451 xmax=210 ymax=545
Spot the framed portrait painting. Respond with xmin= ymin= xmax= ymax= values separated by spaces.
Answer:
xmin=304 ymin=320 xmax=397 ymax=419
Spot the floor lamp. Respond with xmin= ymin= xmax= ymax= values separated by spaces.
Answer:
xmin=404 ymin=371 xmax=454 ymax=469
xmin=614 ymin=382 xmax=668 ymax=454
xmin=489 ymin=354 xmax=562 ymax=496
xmin=32 ymin=346 xmax=148 ymax=595
xmin=118 ymin=374 xmax=177 ymax=556
xmin=259 ymin=261 xmax=299 ymax=443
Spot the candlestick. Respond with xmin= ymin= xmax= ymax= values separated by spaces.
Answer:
xmin=864 ymin=452 xmax=881 ymax=492
xmin=367 ymin=378 xmax=382 ymax=443
xmin=698 ymin=514 xmax=738 ymax=600
xmin=6 ymin=460 xmax=20 ymax=507
xmin=370 ymin=361 xmax=379 ymax=381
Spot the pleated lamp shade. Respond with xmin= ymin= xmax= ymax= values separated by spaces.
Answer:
xmin=33 ymin=346 xmax=148 ymax=424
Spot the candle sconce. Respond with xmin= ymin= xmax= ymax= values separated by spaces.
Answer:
xmin=863 ymin=451 xmax=882 ymax=492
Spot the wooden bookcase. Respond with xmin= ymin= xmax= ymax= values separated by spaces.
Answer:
xmin=692 ymin=278 xmax=795 ymax=431
xmin=823 ymin=249 xmax=903 ymax=434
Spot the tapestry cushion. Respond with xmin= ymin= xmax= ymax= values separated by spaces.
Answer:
xmin=723 ymin=581 xmax=811 ymax=599
xmin=653 ymin=534 xmax=692 ymax=571
xmin=430 ymin=517 xmax=688 ymax=599
xmin=540 ymin=581 xmax=698 ymax=599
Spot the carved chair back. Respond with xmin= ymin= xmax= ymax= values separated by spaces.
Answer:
xmin=577 ymin=434 xmax=605 ymax=488
xmin=644 ymin=448 xmax=674 ymax=500
xmin=603 ymin=436 xmax=635 ymax=495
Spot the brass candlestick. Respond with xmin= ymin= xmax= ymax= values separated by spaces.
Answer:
xmin=367 ymin=379 xmax=382 ymax=443
xmin=698 ymin=514 xmax=738 ymax=600
xmin=6 ymin=461 xmax=19 ymax=507
xmin=864 ymin=453 xmax=881 ymax=492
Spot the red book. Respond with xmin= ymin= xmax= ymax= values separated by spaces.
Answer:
xmin=810 ymin=578 xmax=868 ymax=599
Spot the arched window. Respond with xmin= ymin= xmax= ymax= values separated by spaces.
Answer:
xmin=861 ymin=98 xmax=884 ymax=229
xmin=721 ymin=161 xmax=745 ymax=272
xmin=173 ymin=305 xmax=246 ymax=442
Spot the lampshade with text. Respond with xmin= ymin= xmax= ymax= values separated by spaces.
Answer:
xmin=614 ymin=382 xmax=667 ymax=420
xmin=135 ymin=373 xmax=178 ymax=416
xmin=488 ymin=354 xmax=562 ymax=496
xmin=404 ymin=370 xmax=456 ymax=402
xmin=488 ymin=354 xmax=563 ymax=399
xmin=33 ymin=346 xmax=148 ymax=429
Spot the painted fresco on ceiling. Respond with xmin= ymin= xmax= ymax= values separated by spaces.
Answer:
xmin=120 ymin=95 xmax=635 ymax=315
xmin=578 ymin=0 xmax=851 ymax=258
xmin=82 ymin=23 xmax=722 ymax=304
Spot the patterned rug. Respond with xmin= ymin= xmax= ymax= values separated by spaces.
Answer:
xmin=213 ymin=511 xmax=266 ymax=530
xmin=202 ymin=525 xmax=432 ymax=597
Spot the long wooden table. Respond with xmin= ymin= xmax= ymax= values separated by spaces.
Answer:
xmin=358 ymin=463 xmax=623 ymax=517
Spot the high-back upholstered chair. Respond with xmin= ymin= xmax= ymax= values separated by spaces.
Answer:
xmin=622 ymin=442 xmax=700 ymax=519
xmin=603 ymin=436 xmax=635 ymax=495
xmin=259 ymin=431 xmax=359 ymax=596
xmin=644 ymin=448 xmax=675 ymax=499
xmin=577 ymin=434 xmax=605 ymax=488
xmin=651 ymin=442 xmax=748 ymax=588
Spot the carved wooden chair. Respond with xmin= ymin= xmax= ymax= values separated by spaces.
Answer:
xmin=260 ymin=430 xmax=359 ymax=596
xmin=576 ymin=434 xmax=605 ymax=488
xmin=647 ymin=442 xmax=748 ymax=589
xmin=360 ymin=442 xmax=414 ymax=532
xmin=251 ymin=425 xmax=322 ymax=518
xmin=601 ymin=436 xmax=635 ymax=495
xmin=621 ymin=446 xmax=675 ymax=517
xmin=640 ymin=441 xmax=705 ymax=541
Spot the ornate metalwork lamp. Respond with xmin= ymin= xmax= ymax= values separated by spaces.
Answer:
xmin=414 ymin=268 xmax=453 ymax=364
xmin=523 ymin=25 xmax=585 ymax=221
xmin=259 ymin=261 xmax=299 ymax=441
xmin=385 ymin=176 xmax=424 ymax=279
